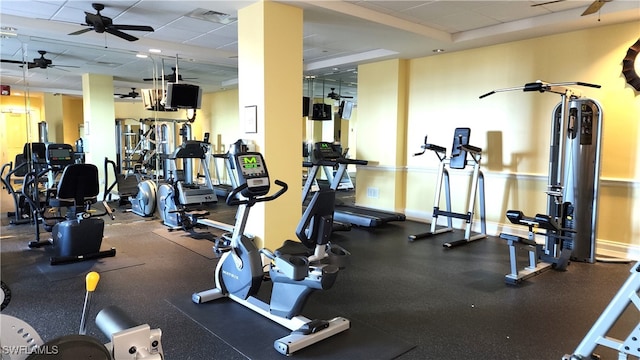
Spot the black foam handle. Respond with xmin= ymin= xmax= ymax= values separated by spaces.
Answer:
xmin=524 ymin=82 xmax=544 ymax=92
xmin=479 ymin=91 xmax=494 ymax=99
xmin=576 ymin=82 xmax=601 ymax=88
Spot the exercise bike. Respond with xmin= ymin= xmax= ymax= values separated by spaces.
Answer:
xmin=23 ymin=144 xmax=116 ymax=265
xmin=192 ymin=151 xmax=350 ymax=356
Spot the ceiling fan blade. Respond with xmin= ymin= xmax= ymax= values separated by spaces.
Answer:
xmin=105 ymin=28 xmax=138 ymax=42
xmin=26 ymin=62 xmax=39 ymax=69
xmin=49 ymin=66 xmax=70 ymax=72
xmin=1 ymin=59 xmax=27 ymax=65
xmin=531 ymin=0 xmax=565 ymax=7
xmin=582 ymin=0 xmax=608 ymax=16
xmin=68 ymin=27 xmax=93 ymax=36
xmin=112 ymin=24 xmax=154 ymax=32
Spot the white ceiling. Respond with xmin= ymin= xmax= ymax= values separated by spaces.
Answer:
xmin=0 ymin=0 xmax=639 ymax=101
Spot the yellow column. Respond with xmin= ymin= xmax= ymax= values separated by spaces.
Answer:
xmin=82 ymin=73 xmax=116 ymax=195
xmin=238 ymin=1 xmax=303 ymax=250
xmin=355 ymin=59 xmax=408 ymax=213
xmin=43 ymin=93 xmax=63 ymax=143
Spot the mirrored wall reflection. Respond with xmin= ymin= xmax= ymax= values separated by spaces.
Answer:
xmin=0 ymin=35 xmax=239 ymax=98
xmin=303 ymin=73 xmax=357 ymax=104
xmin=0 ymin=36 xmax=40 ymax=170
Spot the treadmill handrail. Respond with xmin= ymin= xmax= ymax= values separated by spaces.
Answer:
xmin=338 ymin=158 xmax=368 ymax=166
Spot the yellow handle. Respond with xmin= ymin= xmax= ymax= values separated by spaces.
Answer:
xmin=85 ymin=272 xmax=100 ymax=292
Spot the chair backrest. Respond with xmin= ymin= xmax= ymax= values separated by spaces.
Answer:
xmin=56 ymin=164 xmax=99 ymax=205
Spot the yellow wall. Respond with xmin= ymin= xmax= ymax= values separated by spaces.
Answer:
xmin=2 ymin=20 xmax=639 ymax=256
xmin=62 ymin=96 xmax=83 ymax=145
xmin=355 ymin=59 xmax=408 ymax=212
xmin=204 ymin=89 xmax=242 ymax=153
xmin=237 ymin=1 xmax=304 ymax=250
xmin=0 ymin=93 xmax=43 ymax=165
xmin=402 ymin=21 xmax=640 ymax=253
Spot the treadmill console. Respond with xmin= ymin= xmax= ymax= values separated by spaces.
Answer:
xmin=233 ymin=152 xmax=270 ymax=197
xmin=312 ymin=142 xmax=342 ymax=162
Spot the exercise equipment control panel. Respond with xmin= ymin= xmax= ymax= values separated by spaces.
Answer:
xmin=234 ymin=152 xmax=270 ymax=197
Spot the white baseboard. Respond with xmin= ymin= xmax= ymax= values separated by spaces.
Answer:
xmin=405 ymin=210 xmax=640 ymax=261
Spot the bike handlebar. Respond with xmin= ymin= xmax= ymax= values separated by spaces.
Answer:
xmin=226 ymin=179 xmax=288 ymax=206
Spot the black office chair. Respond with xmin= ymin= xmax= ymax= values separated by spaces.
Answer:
xmin=30 ymin=163 xmax=116 ymax=265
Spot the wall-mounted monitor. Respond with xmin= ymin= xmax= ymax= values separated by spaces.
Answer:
xmin=165 ymin=83 xmax=202 ymax=109
xmin=302 ymin=96 xmax=312 ymax=117
xmin=311 ymin=103 xmax=332 ymax=121
xmin=340 ymin=100 xmax=353 ymax=120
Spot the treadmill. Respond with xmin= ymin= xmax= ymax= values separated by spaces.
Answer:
xmin=212 ymin=140 xmax=243 ymax=198
xmin=309 ymin=142 xmax=406 ymax=228
xmin=302 ymin=160 xmax=352 ymax=232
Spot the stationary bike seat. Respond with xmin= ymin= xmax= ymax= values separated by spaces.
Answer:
xmin=275 ymin=239 xmax=313 ymax=257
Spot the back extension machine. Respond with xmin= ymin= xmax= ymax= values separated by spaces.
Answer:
xmin=408 ymin=127 xmax=486 ymax=248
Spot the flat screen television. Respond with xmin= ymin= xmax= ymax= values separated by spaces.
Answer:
xmin=165 ymin=83 xmax=202 ymax=109
xmin=340 ymin=100 xmax=353 ymax=120
xmin=311 ymin=103 xmax=332 ymax=121
xmin=302 ymin=96 xmax=312 ymax=117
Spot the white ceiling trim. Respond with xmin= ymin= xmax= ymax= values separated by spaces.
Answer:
xmin=299 ymin=0 xmax=453 ymax=43
xmin=455 ymin=1 xmax=640 ymax=43
xmin=305 ymin=48 xmax=399 ymax=71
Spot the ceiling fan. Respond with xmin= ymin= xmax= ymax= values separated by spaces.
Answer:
xmin=327 ymin=88 xmax=353 ymax=101
xmin=143 ymin=67 xmax=197 ymax=82
xmin=0 ymin=50 xmax=79 ymax=70
xmin=531 ymin=0 xmax=613 ymax=16
xmin=68 ymin=3 xmax=154 ymax=42
xmin=115 ymin=88 xmax=140 ymax=99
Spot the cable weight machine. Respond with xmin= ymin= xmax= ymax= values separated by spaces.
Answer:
xmin=480 ymin=80 xmax=603 ymax=284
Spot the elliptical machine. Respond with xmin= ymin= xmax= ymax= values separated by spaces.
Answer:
xmin=192 ymin=151 xmax=350 ymax=356
xmin=129 ymin=179 xmax=157 ymax=217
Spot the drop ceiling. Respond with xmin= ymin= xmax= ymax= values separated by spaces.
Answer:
xmin=0 ymin=0 xmax=638 ymax=101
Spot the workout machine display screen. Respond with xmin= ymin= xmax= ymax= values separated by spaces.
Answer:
xmin=314 ymin=142 xmax=341 ymax=160
xmin=237 ymin=154 xmax=269 ymax=193
xmin=46 ymin=144 xmax=75 ymax=166
xmin=48 ymin=148 xmax=73 ymax=161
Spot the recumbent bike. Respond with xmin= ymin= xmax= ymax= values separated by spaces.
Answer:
xmin=192 ymin=150 xmax=350 ymax=356
xmin=24 ymin=143 xmax=116 ymax=265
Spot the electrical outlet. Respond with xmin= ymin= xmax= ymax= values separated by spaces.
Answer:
xmin=367 ymin=187 xmax=379 ymax=199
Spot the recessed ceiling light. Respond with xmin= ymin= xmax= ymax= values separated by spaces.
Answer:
xmin=0 ymin=26 xmax=17 ymax=37
xmin=136 ymin=54 xmax=148 ymax=58
xmin=433 ymin=49 xmax=445 ymax=53
xmin=149 ymin=49 xmax=161 ymax=53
